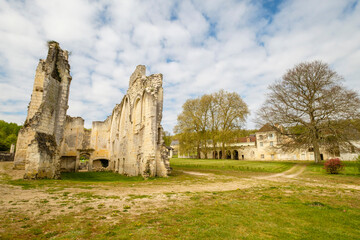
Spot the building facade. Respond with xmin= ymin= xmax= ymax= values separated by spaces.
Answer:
xmin=176 ymin=124 xmax=360 ymax=161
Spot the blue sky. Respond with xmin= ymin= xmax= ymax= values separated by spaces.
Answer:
xmin=0 ymin=0 xmax=359 ymax=133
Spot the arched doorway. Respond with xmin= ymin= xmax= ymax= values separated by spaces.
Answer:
xmin=213 ymin=151 xmax=218 ymax=159
xmin=233 ymin=150 xmax=239 ymax=160
xmin=219 ymin=151 xmax=222 ymax=159
xmin=92 ymin=159 xmax=110 ymax=171
xmin=79 ymin=153 xmax=90 ymax=171
xmin=226 ymin=150 xmax=232 ymax=159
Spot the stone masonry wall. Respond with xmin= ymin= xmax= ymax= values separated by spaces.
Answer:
xmin=107 ymin=65 xmax=171 ymax=177
xmin=14 ymin=42 xmax=72 ymax=179
xmin=15 ymin=42 xmax=170 ymax=179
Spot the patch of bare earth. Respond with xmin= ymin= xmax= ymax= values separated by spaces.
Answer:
xmin=0 ymin=161 xmax=358 ymax=227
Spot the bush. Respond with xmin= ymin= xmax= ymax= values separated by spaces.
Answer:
xmin=324 ymin=158 xmax=344 ymax=174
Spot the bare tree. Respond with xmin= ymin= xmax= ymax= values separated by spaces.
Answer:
xmin=257 ymin=61 xmax=360 ymax=163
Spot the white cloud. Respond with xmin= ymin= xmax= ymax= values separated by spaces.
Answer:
xmin=0 ymin=0 xmax=359 ymax=133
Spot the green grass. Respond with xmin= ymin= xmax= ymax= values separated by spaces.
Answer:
xmin=2 ymin=184 xmax=359 ymax=239
xmin=1 ymin=160 xmax=360 ymax=239
xmin=306 ymin=161 xmax=360 ymax=176
xmin=170 ymin=158 xmax=295 ymax=173
xmin=4 ymin=169 xmax=208 ymax=191
xmin=61 ymin=171 xmax=145 ymax=182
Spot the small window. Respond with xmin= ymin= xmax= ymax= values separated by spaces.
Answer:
xmin=260 ymin=142 xmax=263 ymax=147
xmin=351 ymin=146 xmax=355 ymax=153
xmin=270 ymin=141 xmax=273 ymax=146
xmin=268 ymin=133 xmax=273 ymax=139
xmin=261 ymin=154 xmax=264 ymax=159
xmin=271 ymin=154 xmax=274 ymax=160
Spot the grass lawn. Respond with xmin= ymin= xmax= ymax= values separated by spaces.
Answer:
xmin=0 ymin=160 xmax=359 ymax=239
xmin=170 ymin=158 xmax=295 ymax=173
xmin=306 ymin=161 xmax=360 ymax=176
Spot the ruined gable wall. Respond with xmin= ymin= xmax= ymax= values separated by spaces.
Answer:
xmin=14 ymin=42 xmax=72 ymax=178
xmin=107 ymin=65 xmax=170 ymax=177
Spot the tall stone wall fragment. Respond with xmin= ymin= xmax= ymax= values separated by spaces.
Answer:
xmin=107 ymin=65 xmax=171 ymax=177
xmin=14 ymin=42 xmax=72 ymax=179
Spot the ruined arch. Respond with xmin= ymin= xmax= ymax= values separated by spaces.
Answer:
xmin=92 ymin=158 xmax=110 ymax=169
xmin=133 ymin=96 xmax=142 ymax=126
xmin=226 ymin=150 xmax=232 ymax=159
xmin=120 ymin=97 xmax=130 ymax=137
xmin=233 ymin=150 xmax=239 ymax=160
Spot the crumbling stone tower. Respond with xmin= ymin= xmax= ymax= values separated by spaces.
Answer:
xmin=13 ymin=42 xmax=71 ymax=179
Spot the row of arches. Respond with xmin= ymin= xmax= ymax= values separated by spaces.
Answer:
xmin=113 ymin=91 xmax=153 ymax=141
xmin=60 ymin=155 xmax=110 ymax=172
xmin=120 ymin=92 xmax=151 ymax=128
xmin=212 ymin=150 xmax=245 ymax=160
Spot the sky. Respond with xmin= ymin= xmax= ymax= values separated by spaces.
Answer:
xmin=0 ymin=0 xmax=359 ymax=133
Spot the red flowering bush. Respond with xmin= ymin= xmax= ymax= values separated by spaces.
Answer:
xmin=324 ymin=158 xmax=344 ymax=174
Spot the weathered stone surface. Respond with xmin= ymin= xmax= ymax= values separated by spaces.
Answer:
xmin=14 ymin=41 xmax=71 ymax=179
xmin=59 ymin=65 xmax=171 ymax=177
xmin=15 ymin=42 xmax=170 ymax=178
xmin=0 ymin=152 xmax=14 ymax=161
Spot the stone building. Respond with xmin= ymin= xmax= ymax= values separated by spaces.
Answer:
xmin=14 ymin=42 xmax=171 ymax=179
xmin=177 ymin=123 xmax=359 ymax=161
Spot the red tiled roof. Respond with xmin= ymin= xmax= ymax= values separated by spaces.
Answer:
xmin=234 ymin=136 xmax=256 ymax=143
xmin=258 ymin=123 xmax=275 ymax=132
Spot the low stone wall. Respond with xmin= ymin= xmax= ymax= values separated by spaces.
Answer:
xmin=0 ymin=152 xmax=14 ymax=161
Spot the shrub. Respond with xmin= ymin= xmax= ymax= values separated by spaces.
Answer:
xmin=324 ymin=158 xmax=344 ymax=174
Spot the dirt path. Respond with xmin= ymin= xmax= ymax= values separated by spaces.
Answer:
xmin=0 ymin=162 xmax=358 ymax=222
xmin=254 ymin=164 xmax=307 ymax=180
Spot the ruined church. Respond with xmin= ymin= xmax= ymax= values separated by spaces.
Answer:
xmin=13 ymin=42 xmax=171 ymax=179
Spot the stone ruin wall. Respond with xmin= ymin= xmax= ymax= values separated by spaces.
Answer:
xmin=14 ymin=42 xmax=71 ymax=179
xmin=107 ymin=65 xmax=170 ymax=177
xmin=14 ymin=42 xmax=171 ymax=179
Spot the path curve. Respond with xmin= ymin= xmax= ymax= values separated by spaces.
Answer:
xmin=254 ymin=164 xmax=307 ymax=180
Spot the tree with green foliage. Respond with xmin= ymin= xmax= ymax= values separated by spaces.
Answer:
xmin=175 ymin=90 xmax=249 ymax=159
xmin=162 ymin=131 xmax=173 ymax=147
xmin=257 ymin=61 xmax=360 ymax=163
xmin=214 ymin=90 xmax=249 ymax=159
xmin=0 ymin=120 xmax=22 ymax=151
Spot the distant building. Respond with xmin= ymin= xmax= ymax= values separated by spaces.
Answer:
xmin=174 ymin=124 xmax=360 ymax=161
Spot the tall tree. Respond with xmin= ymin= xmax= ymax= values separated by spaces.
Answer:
xmin=162 ymin=131 xmax=173 ymax=147
xmin=174 ymin=90 xmax=248 ymax=159
xmin=174 ymin=98 xmax=204 ymax=158
xmin=0 ymin=120 xmax=22 ymax=151
xmin=214 ymin=90 xmax=249 ymax=159
xmin=257 ymin=61 xmax=360 ymax=163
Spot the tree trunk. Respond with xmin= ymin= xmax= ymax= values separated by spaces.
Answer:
xmin=196 ymin=142 xmax=201 ymax=159
xmin=312 ymin=140 xmax=321 ymax=163
xmin=212 ymin=138 xmax=217 ymax=159
xmin=204 ymin=140 xmax=208 ymax=159
xmin=221 ymin=142 xmax=225 ymax=159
